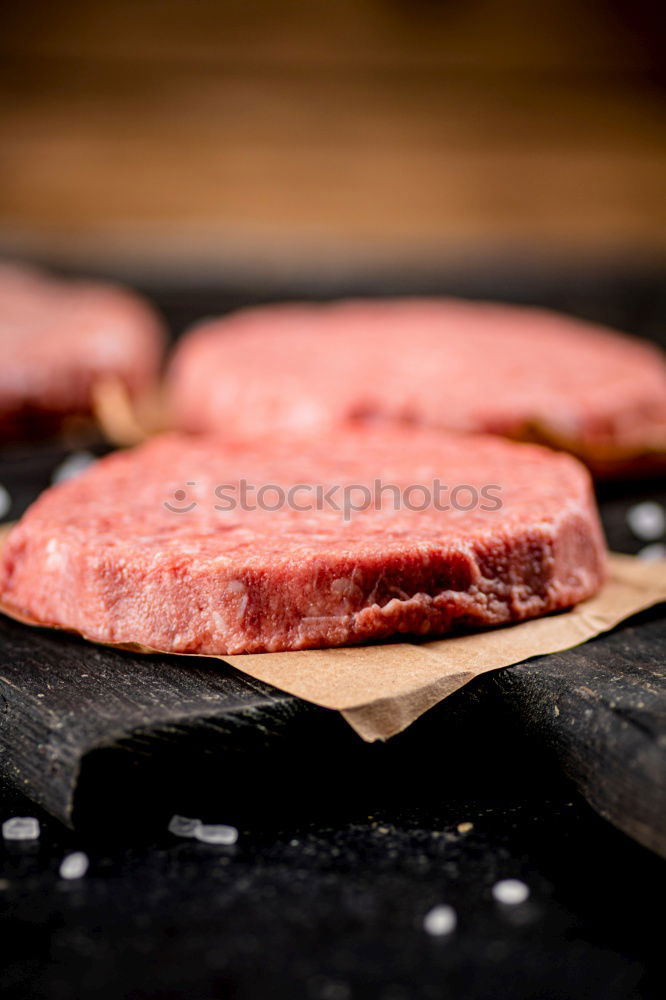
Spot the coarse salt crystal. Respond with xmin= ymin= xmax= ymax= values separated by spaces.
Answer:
xmin=194 ymin=824 xmax=238 ymax=846
xmin=627 ymin=502 xmax=665 ymax=542
xmin=2 ymin=816 xmax=40 ymax=841
xmin=59 ymin=851 xmax=89 ymax=880
xmin=492 ymin=878 xmax=530 ymax=905
xmin=423 ymin=904 xmax=457 ymax=936
xmin=637 ymin=543 xmax=666 ymax=563
xmin=51 ymin=451 xmax=96 ymax=485
xmin=168 ymin=814 xmax=201 ymax=838
xmin=0 ymin=484 xmax=11 ymax=520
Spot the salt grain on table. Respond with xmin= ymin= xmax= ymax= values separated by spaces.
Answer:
xmin=423 ymin=904 xmax=457 ymax=937
xmin=168 ymin=814 xmax=201 ymax=838
xmin=0 ymin=483 xmax=11 ymax=520
xmin=2 ymin=816 xmax=40 ymax=841
xmin=59 ymin=851 xmax=89 ymax=880
xmin=194 ymin=824 xmax=239 ymax=846
xmin=51 ymin=451 xmax=96 ymax=485
xmin=626 ymin=501 xmax=665 ymax=541
xmin=637 ymin=543 xmax=666 ymax=563
xmin=492 ymin=879 xmax=530 ymax=905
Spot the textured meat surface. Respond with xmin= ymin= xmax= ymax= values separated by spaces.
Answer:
xmin=168 ymin=298 xmax=666 ymax=469
xmin=0 ymin=262 xmax=164 ymax=438
xmin=0 ymin=428 xmax=607 ymax=654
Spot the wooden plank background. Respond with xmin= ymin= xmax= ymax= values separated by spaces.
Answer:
xmin=1 ymin=0 xmax=665 ymax=273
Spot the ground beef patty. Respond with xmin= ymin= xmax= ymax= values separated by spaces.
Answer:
xmin=0 ymin=427 xmax=606 ymax=654
xmin=0 ymin=262 xmax=164 ymax=440
xmin=168 ymin=298 xmax=666 ymax=474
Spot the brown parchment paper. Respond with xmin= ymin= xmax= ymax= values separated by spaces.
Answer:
xmin=221 ymin=555 xmax=666 ymax=739
xmin=91 ymin=378 xmax=167 ymax=446
xmin=0 ymin=516 xmax=663 ymax=740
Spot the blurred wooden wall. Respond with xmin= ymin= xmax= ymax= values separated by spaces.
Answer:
xmin=1 ymin=0 xmax=665 ymax=274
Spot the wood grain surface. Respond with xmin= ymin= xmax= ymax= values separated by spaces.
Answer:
xmin=1 ymin=0 xmax=665 ymax=270
xmin=1 ymin=606 xmax=665 ymax=855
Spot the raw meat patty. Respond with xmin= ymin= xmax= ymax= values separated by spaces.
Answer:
xmin=168 ymin=298 xmax=666 ymax=474
xmin=0 ymin=427 xmax=606 ymax=654
xmin=0 ymin=261 xmax=164 ymax=439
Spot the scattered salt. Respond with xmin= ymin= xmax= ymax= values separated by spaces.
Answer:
xmin=637 ymin=543 xmax=666 ymax=563
xmin=168 ymin=814 xmax=201 ymax=838
xmin=627 ymin=501 xmax=665 ymax=542
xmin=51 ymin=451 xmax=96 ymax=485
xmin=2 ymin=816 xmax=40 ymax=841
xmin=59 ymin=851 xmax=89 ymax=880
xmin=194 ymin=824 xmax=239 ymax=846
xmin=423 ymin=904 xmax=457 ymax=937
xmin=0 ymin=483 xmax=11 ymax=520
xmin=167 ymin=814 xmax=238 ymax=845
xmin=492 ymin=878 xmax=530 ymax=905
